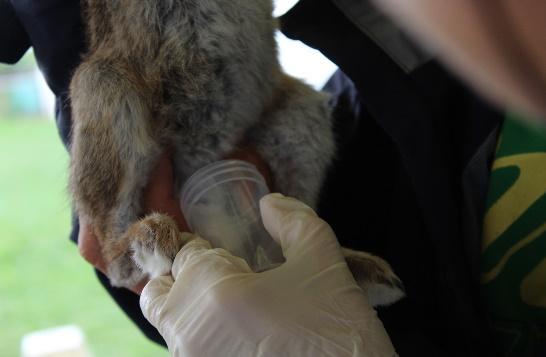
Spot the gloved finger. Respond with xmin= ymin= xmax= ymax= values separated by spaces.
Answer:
xmin=260 ymin=193 xmax=343 ymax=263
xmin=171 ymin=237 xmax=252 ymax=287
xmin=260 ymin=193 xmax=316 ymax=244
xmin=171 ymin=237 xmax=211 ymax=278
xmin=140 ymin=275 xmax=174 ymax=327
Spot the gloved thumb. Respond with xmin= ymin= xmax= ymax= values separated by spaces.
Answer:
xmin=140 ymin=275 xmax=174 ymax=328
xmin=260 ymin=193 xmax=343 ymax=264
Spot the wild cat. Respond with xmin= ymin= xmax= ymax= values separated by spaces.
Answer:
xmin=69 ymin=0 xmax=404 ymax=306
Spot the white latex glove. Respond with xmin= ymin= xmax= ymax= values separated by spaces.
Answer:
xmin=140 ymin=193 xmax=397 ymax=357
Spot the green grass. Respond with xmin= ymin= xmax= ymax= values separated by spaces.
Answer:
xmin=0 ymin=118 xmax=167 ymax=356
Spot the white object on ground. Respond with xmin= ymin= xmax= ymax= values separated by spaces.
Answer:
xmin=20 ymin=325 xmax=92 ymax=357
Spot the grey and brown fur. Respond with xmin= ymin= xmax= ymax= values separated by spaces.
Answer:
xmin=69 ymin=0 xmax=403 ymax=306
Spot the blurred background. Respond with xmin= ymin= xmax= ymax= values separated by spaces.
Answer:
xmin=0 ymin=0 xmax=335 ymax=356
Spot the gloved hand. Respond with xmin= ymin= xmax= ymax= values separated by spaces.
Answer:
xmin=140 ymin=193 xmax=397 ymax=357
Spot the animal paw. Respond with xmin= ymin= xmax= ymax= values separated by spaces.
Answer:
xmin=129 ymin=213 xmax=189 ymax=278
xmin=342 ymin=248 xmax=405 ymax=307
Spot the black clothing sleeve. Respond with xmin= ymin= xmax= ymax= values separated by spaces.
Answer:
xmin=0 ymin=0 xmax=31 ymax=64
xmin=1 ymin=0 xmax=86 ymax=145
xmin=321 ymin=71 xmax=449 ymax=356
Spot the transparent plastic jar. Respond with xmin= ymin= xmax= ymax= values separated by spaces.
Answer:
xmin=180 ymin=160 xmax=285 ymax=272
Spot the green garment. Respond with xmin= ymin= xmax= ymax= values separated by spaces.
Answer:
xmin=482 ymin=114 xmax=546 ymax=355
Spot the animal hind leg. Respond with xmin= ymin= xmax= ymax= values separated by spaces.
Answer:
xmin=70 ymin=57 xmax=162 ymax=287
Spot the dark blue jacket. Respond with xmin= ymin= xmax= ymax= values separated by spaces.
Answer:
xmin=0 ymin=0 xmax=502 ymax=355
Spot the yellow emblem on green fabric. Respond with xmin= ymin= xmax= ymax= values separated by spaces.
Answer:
xmin=482 ymin=114 xmax=546 ymax=355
